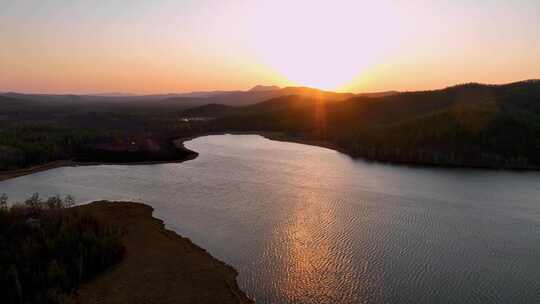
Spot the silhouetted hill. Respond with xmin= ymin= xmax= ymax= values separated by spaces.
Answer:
xmin=1 ymin=85 xmax=358 ymax=108
xmin=249 ymin=85 xmax=280 ymax=92
xmin=207 ymin=80 xmax=540 ymax=169
xmin=0 ymin=95 xmax=32 ymax=106
xmin=174 ymin=90 xmax=242 ymax=98
xmin=180 ymin=95 xmax=343 ymax=118
xmin=181 ymin=104 xmax=236 ymax=117
xmin=163 ymin=86 xmax=353 ymax=107
xmin=0 ymin=92 xmax=205 ymax=112
xmin=89 ymin=92 xmax=137 ymax=97
xmin=356 ymin=91 xmax=399 ymax=98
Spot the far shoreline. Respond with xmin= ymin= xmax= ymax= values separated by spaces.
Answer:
xmin=0 ymin=138 xmax=199 ymax=182
xmin=1 ymin=131 xmax=538 ymax=183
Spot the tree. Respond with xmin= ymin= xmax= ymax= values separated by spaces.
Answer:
xmin=0 ymin=193 xmax=7 ymax=209
xmin=7 ymin=265 xmax=23 ymax=304
xmin=45 ymin=195 xmax=63 ymax=209
xmin=24 ymin=192 xmax=42 ymax=209
xmin=64 ymin=195 xmax=75 ymax=208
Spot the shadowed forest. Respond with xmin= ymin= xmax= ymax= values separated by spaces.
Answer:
xmin=0 ymin=194 xmax=124 ymax=304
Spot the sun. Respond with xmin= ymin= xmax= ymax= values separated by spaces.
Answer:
xmin=247 ymin=1 xmax=399 ymax=90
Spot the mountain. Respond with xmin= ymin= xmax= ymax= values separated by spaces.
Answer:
xmin=249 ymin=85 xmax=280 ymax=92
xmin=1 ymin=85 xmax=354 ymax=108
xmin=163 ymin=86 xmax=355 ymax=107
xmin=173 ymin=90 xmax=242 ymax=98
xmin=89 ymin=92 xmax=137 ymax=97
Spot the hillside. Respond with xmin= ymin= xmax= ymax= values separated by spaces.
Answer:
xmin=162 ymin=86 xmax=354 ymax=106
xmin=203 ymin=80 xmax=540 ymax=169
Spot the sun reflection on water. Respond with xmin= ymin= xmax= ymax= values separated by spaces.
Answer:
xmin=269 ymin=156 xmax=370 ymax=303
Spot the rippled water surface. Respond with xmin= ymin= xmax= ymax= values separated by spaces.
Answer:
xmin=2 ymin=135 xmax=540 ymax=303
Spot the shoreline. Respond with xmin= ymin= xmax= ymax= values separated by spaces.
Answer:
xmin=70 ymin=201 xmax=253 ymax=304
xmin=0 ymin=142 xmax=199 ymax=182
xmin=171 ymin=130 xmax=540 ymax=172
xmin=252 ymin=132 xmax=540 ymax=172
xmin=0 ymin=132 xmax=284 ymax=182
xmin=1 ymin=132 xmax=538 ymax=183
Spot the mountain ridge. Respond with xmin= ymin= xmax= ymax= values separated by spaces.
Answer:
xmin=198 ymin=79 xmax=540 ymax=169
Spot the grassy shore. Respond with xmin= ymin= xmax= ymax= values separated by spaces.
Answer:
xmin=69 ymin=201 xmax=252 ymax=304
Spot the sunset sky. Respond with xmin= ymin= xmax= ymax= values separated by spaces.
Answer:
xmin=1 ymin=0 xmax=539 ymax=94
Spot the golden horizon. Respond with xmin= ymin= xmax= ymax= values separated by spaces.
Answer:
xmin=1 ymin=1 xmax=539 ymax=94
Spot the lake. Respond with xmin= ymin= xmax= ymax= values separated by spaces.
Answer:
xmin=1 ymin=134 xmax=540 ymax=304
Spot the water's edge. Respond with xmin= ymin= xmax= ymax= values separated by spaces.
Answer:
xmin=72 ymin=200 xmax=253 ymax=303
xmin=3 ymin=130 xmax=530 ymax=183
xmin=0 ymin=137 xmax=199 ymax=182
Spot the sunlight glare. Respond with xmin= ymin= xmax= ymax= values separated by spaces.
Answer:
xmin=248 ymin=1 xmax=400 ymax=90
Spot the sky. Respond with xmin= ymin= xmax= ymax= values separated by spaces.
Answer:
xmin=1 ymin=0 xmax=539 ymax=94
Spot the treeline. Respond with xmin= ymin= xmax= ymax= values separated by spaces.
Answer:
xmin=0 ymin=194 xmax=125 ymax=304
xmin=0 ymin=95 xmax=203 ymax=170
xmin=0 ymin=122 xmax=114 ymax=170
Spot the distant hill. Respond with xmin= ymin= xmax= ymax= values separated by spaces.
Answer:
xmin=356 ymin=91 xmax=399 ymax=98
xmin=249 ymin=85 xmax=280 ymax=92
xmin=163 ymin=86 xmax=355 ymax=107
xmin=89 ymin=92 xmax=137 ymax=97
xmin=1 ymin=86 xmax=399 ymax=109
xmin=205 ymin=79 xmax=540 ymax=169
xmin=173 ymin=90 xmax=242 ymax=98
xmin=1 ymin=85 xmax=354 ymax=107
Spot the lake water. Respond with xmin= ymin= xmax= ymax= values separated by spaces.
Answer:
xmin=1 ymin=134 xmax=540 ymax=304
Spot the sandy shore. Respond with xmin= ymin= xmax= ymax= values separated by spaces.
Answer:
xmin=69 ymin=201 xmax=252 ymax=304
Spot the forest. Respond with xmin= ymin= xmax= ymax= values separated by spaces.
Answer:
xmin=0 ymin=95 xmax=203 ymax=170
xmin=0 ymin=194 xmax=125 ymax=304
